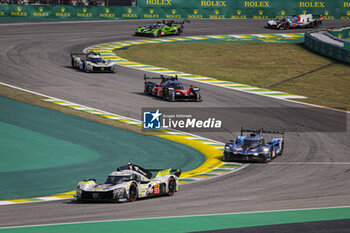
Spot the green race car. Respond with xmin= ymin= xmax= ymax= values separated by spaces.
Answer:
xmin=135 ymin=20 xmax=186 ymax=37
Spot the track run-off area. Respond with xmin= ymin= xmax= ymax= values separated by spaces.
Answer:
xmin=0 ymin=19 xmax=349 ymax=231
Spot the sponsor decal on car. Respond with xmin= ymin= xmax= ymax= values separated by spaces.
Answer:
xmin=153 ymin=184 xmax=160 ymax=194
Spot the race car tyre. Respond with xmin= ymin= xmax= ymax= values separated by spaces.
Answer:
xmin=167 ymin=177 xmax=176 ymax=196
xmin=128 ymin=183 xmax=138 ymax=202
xmin=283 ymin=22 xmax=290 ymax=30
xmin=84 ymin=64 xmax=90 ymax=73
xmin=111 ymin=66 xmax=116 ymax=73
xmin=312 ymin=21 xmax=318 ymax=28
xmin=262 ymin=151 xmax=272 ymax=163
xmin=162 ymin=89 xmax=167 ymax=100
xmin=277 ymin=141 xmax=284 ymax=156
xmin=71 ymin=58 xmax=75 ymax=68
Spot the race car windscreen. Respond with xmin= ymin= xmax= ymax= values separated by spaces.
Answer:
xmin=90 ymin=58 xmax=104 ymax=63
xmin=168 ymin=83 xmax=184 ymax=89
xmin=105 ymin=175 xmax=131 ymax=185
xmin=243 ymin=139 xmax=260 ymax=148
xmin=147 ymin=24 xmax=161 ymax=30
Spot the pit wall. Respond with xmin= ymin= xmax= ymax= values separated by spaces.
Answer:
xmin=305 ymin=26 xmax=350 ymax=64
xmin=1 ymin=0 xmax=350 ymax=20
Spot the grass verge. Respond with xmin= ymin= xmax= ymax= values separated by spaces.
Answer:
xmin=116 ymin=42 xmax=350 ymax=110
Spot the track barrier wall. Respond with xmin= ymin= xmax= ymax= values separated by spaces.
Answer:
xmin=1 ymin=0 xmax=350 ymax=20
xmin=305 ymin=26 xmax=350 ymax=64
xmin=328 ymin=28 xmax=350 ymax=40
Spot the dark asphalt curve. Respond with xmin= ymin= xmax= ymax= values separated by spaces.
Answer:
xmin=0 ymin=19 xmax=349 ymax=227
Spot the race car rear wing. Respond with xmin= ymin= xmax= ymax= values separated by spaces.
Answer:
xmin=144 ymin=74 xmax=178 ymax=81
xmin=148 ymin=168 xmax=182 ymax=178
xmin=240 ymin=127 xmax=284 ymax=137
xmin=158 ymin=19 xmax=190 ymax=25
xmin=70 ymin=51 xmax=100 ymax=57
xmin=312 ymin=14 xmax=323 ymax=20
xmin=117 ymin=164 xmax=181 ymax=178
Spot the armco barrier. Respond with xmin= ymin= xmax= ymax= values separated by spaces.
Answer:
xmin=305 ymin=26 xmax=350 ymax=64
xmin=1 ymin=0 xmax=350 ymax=20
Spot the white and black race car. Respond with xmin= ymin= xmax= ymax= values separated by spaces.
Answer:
xmin=71 ymin=51 xmax=116 ymax=73
xmin=76 ymin=163 xmax=181 ymax=202
xmin=266 ymin=14 xmax=323 ymax=30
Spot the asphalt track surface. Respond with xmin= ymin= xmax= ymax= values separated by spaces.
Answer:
xmin=0 ymin=19 xmax=349 ymax=228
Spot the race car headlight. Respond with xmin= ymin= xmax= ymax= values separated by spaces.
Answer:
xmin=253 ymin=153 xmax=259 ymax=156
xmin=224 ymin=145 xmax=233 ymax=152
xmin=263 ymin=147 xmax=269 ymax=153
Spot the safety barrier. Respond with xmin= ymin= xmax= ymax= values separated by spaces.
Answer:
xmin=0 ymin=0 xmax=350 ymax=20
xmin=305 ymin=26 xmax=350 ymax=64
xmin=327 ymin=27 xmax=350 ymax=40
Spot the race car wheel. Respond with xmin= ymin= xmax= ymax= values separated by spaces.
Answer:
xmin=170 ymin=94 xmax=175 ymax=102
xmin=167 ymin=177 xmax=176 ymax=196
xmin=277 ymin=141 xmax=284 ymax=156
xmin=128 ymin=183 xmax=138 ymax=202
xmin=262 ymin=151 xmax=272 ymax=163
xmin=283 ymin=23 xmax=290 ymax=30
xmin=71 ymin=58 xmax=75 ymax=67
xmin=111 ymin=65 xmax=116 ymax=73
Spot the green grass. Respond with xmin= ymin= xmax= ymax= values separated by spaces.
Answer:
xmin=116 ymin=43 xmax=350 ymax=110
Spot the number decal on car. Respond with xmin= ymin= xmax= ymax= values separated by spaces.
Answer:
xmin=153 ymin=184 xmax=160 ymax=194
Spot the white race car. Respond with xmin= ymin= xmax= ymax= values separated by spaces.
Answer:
xmin=266 ymin=14 xmax=323 ymax=30
xmin=76 ymin=163 xmax=181 ymax=202
xmin=71 ymin=51 xmax=116 ymax=73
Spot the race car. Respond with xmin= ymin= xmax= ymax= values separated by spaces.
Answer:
xmin=144 ymin=74 xmax=202 ymax=102
xmin=135 ymin=20 xmax=186 ymax=37
xmin=71 ymin=51 xmax=116 ymax=73
xmin=223 ymin=127 xmax=284 ymax=163
xmin=76 ymin=163 xmax=181 ymax=202
xmin=266 ymin=14 xmax=323 ymax=29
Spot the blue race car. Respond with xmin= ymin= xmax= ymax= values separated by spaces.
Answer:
xmin=223 ymin=127 xmax=284 ymax=163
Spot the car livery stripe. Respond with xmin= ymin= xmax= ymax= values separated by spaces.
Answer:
xmin=86 ymin=33 xmax=306 ymax=100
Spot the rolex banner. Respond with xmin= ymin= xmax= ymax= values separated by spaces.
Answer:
xmin=0 ymin=0 xmax=349 ymax=19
